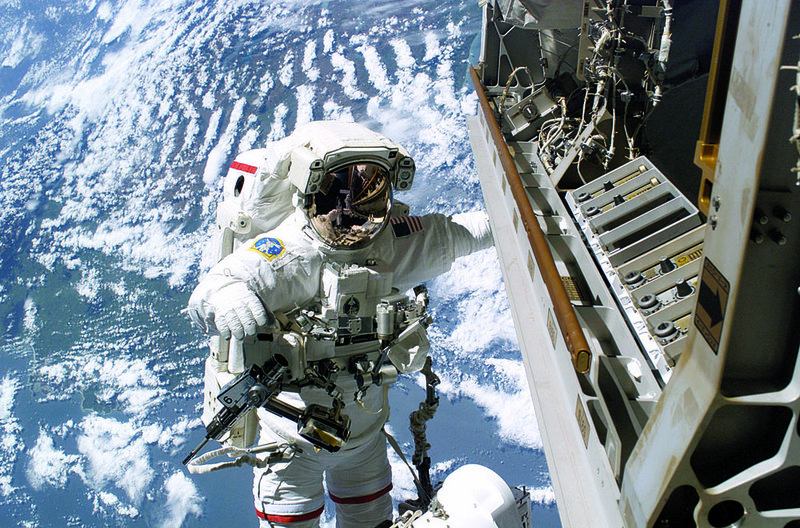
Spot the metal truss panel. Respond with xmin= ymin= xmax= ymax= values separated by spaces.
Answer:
xmin=620 ymin=1 xmax=800 ymax=526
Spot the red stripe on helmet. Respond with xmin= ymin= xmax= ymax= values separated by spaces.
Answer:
xmin=231 ymin=161 xmax=258 ymax=174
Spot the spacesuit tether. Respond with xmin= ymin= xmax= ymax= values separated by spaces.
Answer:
xmin=187 ymin=121 xmax=494 ymax=528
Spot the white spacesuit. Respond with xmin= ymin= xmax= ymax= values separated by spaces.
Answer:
xmin=187 ymin=122 xmax=493 ymax=528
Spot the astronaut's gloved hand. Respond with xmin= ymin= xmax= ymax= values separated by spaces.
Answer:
xmin=189 ymin=282 xmax=272 ymax=340
xmin=451 ymin=211 xmax=494 ymax=258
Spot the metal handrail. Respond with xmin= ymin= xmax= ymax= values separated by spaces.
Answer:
xmin=469 ymin=65 xmax=592 ymax=374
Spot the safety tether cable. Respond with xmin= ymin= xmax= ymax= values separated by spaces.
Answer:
xmin=186 ymin=442 xmax=299 ymax=474
xmin=408 ymin=356 xmax=439 ymax=507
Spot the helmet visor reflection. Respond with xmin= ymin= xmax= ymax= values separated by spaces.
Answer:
xmin=308 ymin=163 xmax=392 ymax=249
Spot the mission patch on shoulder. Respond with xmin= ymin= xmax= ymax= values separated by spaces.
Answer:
xmin=250 ymin=237 xmax=285 ymax=261
xmin=390 ymin=215 xmax=423 ymax=238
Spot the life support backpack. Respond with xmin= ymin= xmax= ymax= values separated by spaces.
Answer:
xmin=215 ymin=145 xmax=296 ymax=259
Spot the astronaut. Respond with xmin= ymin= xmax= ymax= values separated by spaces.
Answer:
xmin=187 ymin=121 xmax=493 ymax=528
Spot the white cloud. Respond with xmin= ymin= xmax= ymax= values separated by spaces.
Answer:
xmin=140 ymin=416 xmax=197 ymax=450
xmin=35 ymin=353 xmax=166 ymax=418
xmin=279 ymin=52 xmax=295 ymax=87
xmin=330 ymin=52 xmax=367 ymax=100
xmin=0 ymin=374 xmax=22 ymax=497
xmin=386 ymin=437 xmax=415 ymax=503
xmin=423 ymin=32 xmax=442 ymax=62
xmin=323 ymin=28 xmax=335 ymax=53
xmin=26 ymin=429 xmax=82 ymax=490
xmin=302 ymin=40 xmax=319 ymax=82
xmin=102 ymin=0 xmax=150 ymax=44
xmin=22 ymin=297 xmax=38 ymax=335
xmin=96 ymin=1 xmax=113 ymax=21
xmin=203 ymin=97 xmax=248 ymax=185
xmin=0 ymin=374 xmax=20 ymax=423
xmin=390 ymin=38 xmax=416 ymax=69
xmin=2 ymin=22 xmax=44 ymax=69
xmin=528 ymin=486 xmax=557 ymax=505
xmin=239 ymin=127 xmax=260 ymax=153
xmin=431 ymin=253 xmax=517 ymax=354
xmin=37 ymin=363 xmax=69 ymax=385
xmin=267 ymin=103 xmax=289 ymax=142
xmin=92 ymin=489 xmax=140 ymax=518
xmin=322 ymin=100 xmax=354 ymax=122
xmin=295 ymin=84 xmax=315 ymax=126
xmin=435 ymin=361 xmax=542 ymax=451
xmin=201 ymin=108 xmax=224 ymax=161
xmin=158 ymin=472 xmax=202 ymax=528
xmin=201 ymin=91 xmax=215 ymax=110
xmin=76 ymin=266 xmax=101 ymax=301
xmin=355 ymin=40 xmax=390 ymax=92
xmin=77 ymin=414 xmax=155 ymax=504
xmin=118 ymin=387 xmax=162 ymax=416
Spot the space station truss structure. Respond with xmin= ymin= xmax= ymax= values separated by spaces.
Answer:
xmin=466 ymin=0 xmax=800 ymax=526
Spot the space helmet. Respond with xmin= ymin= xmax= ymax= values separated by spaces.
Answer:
xmin=305 ymin=162 xmax=392 ymax=250
xmin=285 ymin=121 xmax=415 ymax=250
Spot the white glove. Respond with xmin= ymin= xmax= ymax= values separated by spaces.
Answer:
xmin=188 ymin=282 xmax=271 ymax=340
xmin=451 ymin=211 xmax=494 ymax=258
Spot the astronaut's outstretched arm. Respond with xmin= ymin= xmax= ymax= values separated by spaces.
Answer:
xmin=389 ymin=210 xmax=495 ymax=290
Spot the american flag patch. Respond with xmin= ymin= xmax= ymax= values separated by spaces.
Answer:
xmin=391 ymin=215 xmax=423 ymax=238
